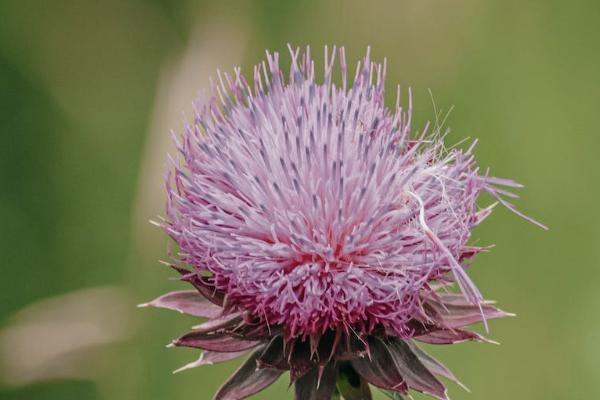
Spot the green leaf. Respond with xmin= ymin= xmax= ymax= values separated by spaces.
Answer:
xmin=380 ymin=389 xmax=404 ymax=399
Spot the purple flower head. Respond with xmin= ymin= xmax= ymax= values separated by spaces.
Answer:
xmin=142 ymin=46 xmax=545 ymax=400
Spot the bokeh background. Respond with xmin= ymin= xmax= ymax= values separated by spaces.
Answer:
xmin=1 ymin=0 xmax=598 ymax=399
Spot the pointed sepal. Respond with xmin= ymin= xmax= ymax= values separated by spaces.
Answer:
xmin=172 ymin=331 xmax=260 ymax=352
xmin=138 ymin=290 xmax=222 ymax=318
xmin=214 ymin=348 xmax=283 ymax=400
xmin=294 ymin=362 xmax=338 ymax=400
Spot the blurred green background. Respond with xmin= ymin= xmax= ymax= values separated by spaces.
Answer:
xmin=1 ymin=0 xmax=598 ymax=399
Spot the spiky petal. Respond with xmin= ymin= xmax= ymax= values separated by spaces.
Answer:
xmin=142 ymin=45 xmax=544 ymax=400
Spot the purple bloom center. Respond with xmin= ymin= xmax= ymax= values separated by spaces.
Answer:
xmin=165 ymin=46 xmax=543 ymax=339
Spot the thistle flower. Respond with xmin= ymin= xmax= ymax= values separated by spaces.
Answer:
xmin=141 ymin=46 xmax=545 ymax=400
